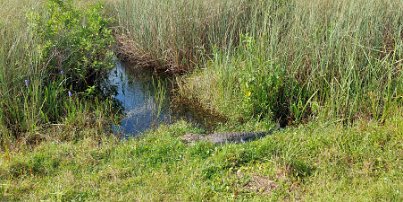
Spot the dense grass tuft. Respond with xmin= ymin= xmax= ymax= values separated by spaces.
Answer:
xmin=176 ymin=0 xmax=403 ymax=125
xmin=112 ymin=0 xmax=270 ymax=72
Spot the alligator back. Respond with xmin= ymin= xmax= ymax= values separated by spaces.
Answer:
xmin=181 ymin=128 xmax=278 ymax=144
xmin=204 ymin=131 xmax=268 ymax=144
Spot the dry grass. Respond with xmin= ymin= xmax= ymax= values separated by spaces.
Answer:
xmin=110 ymin=0 xmax=263 ymax=72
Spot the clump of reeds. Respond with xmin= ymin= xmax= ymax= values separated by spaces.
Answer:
xmin=173 ymin=0 xmax=403 ymax=124
xmin=112 ymin=0 xmax=267 ymax=72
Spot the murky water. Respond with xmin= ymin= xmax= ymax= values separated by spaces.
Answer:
xmin=108 ymin=61 xmax=226 ymax=137
xmin=108 ymin=62 xmax=172 ymax=137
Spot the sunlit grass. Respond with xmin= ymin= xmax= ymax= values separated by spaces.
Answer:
xmin=174 ymin=0 xmax=403 ymax=125
xmin=1 ymin=113 xmax=402 ymax=201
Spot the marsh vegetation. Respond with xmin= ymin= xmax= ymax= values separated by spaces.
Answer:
xmin=0 ymin=0 xmax=402 ymax=200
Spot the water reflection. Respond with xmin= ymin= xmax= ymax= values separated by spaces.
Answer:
xmin=109 ymin=61 xmax=226 ymax=137
xmin=108 ymin=62 xmax=171 ymax=136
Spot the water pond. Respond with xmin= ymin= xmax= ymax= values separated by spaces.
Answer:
xmin=108 ymin=62 xmax=223 ymax=137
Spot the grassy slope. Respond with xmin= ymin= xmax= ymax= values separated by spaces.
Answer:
xmin=1 ymin=115 xmax=402 ymax=201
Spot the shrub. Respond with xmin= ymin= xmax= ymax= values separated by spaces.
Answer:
xmin=0 ymin=0 xmax=115 ymax=137
xmin=203 ymin=35 xmax=312 ymax=126
xmin=35 ymin=0 xmax=114 ymax=93
xmin=236 ymin=35 xmax=299 ymax=124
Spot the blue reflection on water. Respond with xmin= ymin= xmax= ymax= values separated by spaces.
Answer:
xmin=109 ymin=62 xmax=171 ymax=137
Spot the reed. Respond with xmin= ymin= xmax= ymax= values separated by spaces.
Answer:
xmin=172 ymin=0 xmax=403 ymax=124
xmin=0 ymin=0 xmax=43 ymax=138
xmin=112 ymin=0 xmax=266 ymax=72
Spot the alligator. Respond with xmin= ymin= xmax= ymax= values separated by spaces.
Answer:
xmin=181 ymin=126 xmax=280 ymax=144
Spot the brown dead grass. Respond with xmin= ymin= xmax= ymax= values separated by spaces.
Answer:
xmin=115 ymin=34 xmax=166 ymax=71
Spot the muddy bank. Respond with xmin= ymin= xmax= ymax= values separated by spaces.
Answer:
xmin=115 ymin=34 xmax=189 ymax=74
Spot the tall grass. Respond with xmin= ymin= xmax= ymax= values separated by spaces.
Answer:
xmin=277 ymin=0 xmax=403 ymax=122
xmin=2 ymin=0 xmax=402 ymax=140
xmin=169 ymin=0 xmax=403 ymax=124
xmin=112 ymin=0 xmax=267 ymax=72
xmin=0 ymin=0 xmax=44 ymax=137
xmin=0 ymin=0 xmax=116 ymax=142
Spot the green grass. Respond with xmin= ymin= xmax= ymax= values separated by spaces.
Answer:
xmin=1 ymin=114 xmax=402 ymax=201
xmin=176 ymin=0 xmax=403 ymax=125
xmin=0 ymin=0 xmax=44 ymax=136
xmin=1 ymin=0 xmax=403 ymax=200
xmin=0 ymin=0 xmax=117 ymax=141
